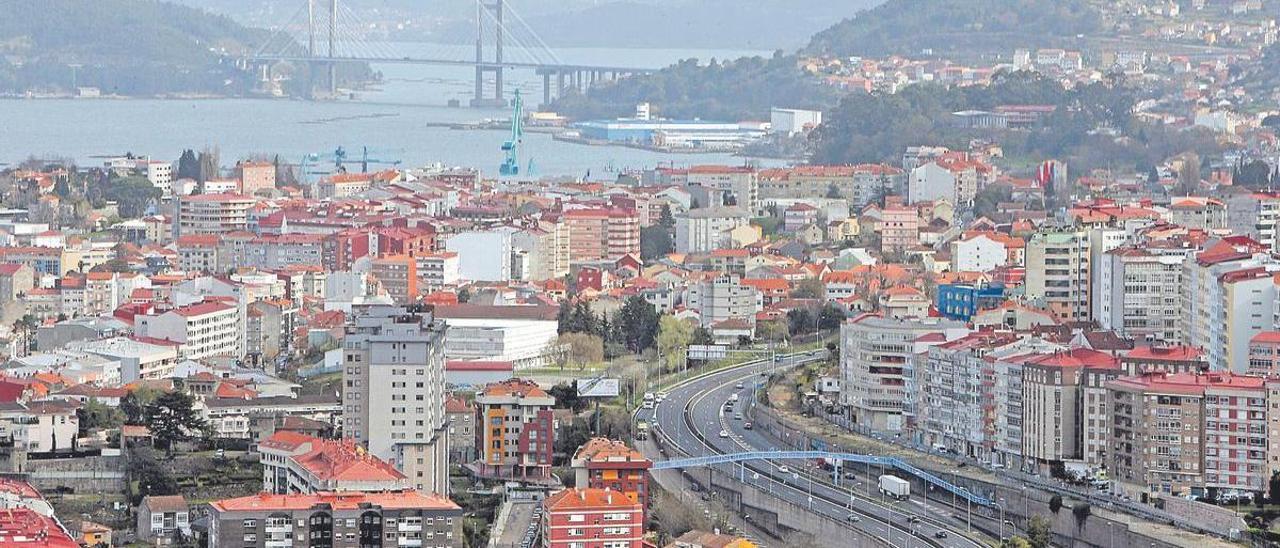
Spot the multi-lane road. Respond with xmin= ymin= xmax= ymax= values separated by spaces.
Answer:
xmin=639 ymin=352 xmax=990 ymax=548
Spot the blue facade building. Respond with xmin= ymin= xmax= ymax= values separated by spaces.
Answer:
xmin=936 ymin=283 xmax=1006 ymax=321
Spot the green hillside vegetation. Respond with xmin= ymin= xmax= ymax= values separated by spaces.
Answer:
xmin=806 ymin=0 xmax=1103 ymax=58
xmin=554 ymin=0 xmax=1105 ymax=121
xmin=811 ymin=71 xmax=1219 ymax=175
xmin=0 ymin=0 xmax=301 ymax=95
xmin=553 ymin=54 xmax=838 ymax=121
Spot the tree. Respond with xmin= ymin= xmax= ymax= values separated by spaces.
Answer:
xmin=555 ymin=332 xmax=604 ymax=370
xmin=197 ymin=147 xmax=220 ymax=182
xmin=77 ymin=398 xmax=124 ymax=434
xmin=1048 ymin=494 xmax=1063 ymax=513
xmin=615 ymin=296 xmax=659 ymax=353
xmin=1026 ymin=515 xmax=1052 ymax=548
xmin=786 ymin=308 xmax=815 ymax=337
xmin=825 ymin=182 xmax=842 ymax=199
xmin=1176 ymin=153 xmax=1201 ymax=195
xmin=656 ymin=316 xmax=694 ymax=373
xmin=1234 ymin=159 xmax=1273 ymax=189
xmin=143 ymin=391 xmax=206 ymax=456
xmin=658 ymin=204 xmax=676 ymax=229
xmin=176 ymin=149 xmax=199 ymax=180
xmin=791 ymin=278 xmax=824 ymax=299
xmin=121 ymin=387 xmax=160 ymax=425
xmin=640 ymin=225 xmax=674 ymax=260
xmin=691 ymin=326 xmax=714 ymax=346
xmin=127 ymin=447 xmax=177 ymax=505
xmin=1269 ymin=471 xmax=1280 ymax=504
xmin=548 ymin=383 xmax=586 ymax=413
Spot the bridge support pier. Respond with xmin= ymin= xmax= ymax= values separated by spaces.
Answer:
xmin=542 ymin=72 xmax=552 ymax=107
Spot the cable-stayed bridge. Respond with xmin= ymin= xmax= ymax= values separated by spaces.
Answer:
xmin=244 ymin=0 xmax=655 ymax=107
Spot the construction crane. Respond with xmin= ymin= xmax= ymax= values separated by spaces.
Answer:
xmin=298 ymin=146 xmax=402 ymax=185
xmin=499 ymin=89 xmax=531 ymax=177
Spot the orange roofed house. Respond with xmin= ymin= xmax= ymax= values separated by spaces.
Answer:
xmin=474 ymin=379 xmax=556 ymax=480
xmin=541 ymin=487 xmax=644 ymax=548
xmin=257 ymin=431 xmax=409 ymax=494
xmin=571 ymin=438 xmax=652 ymax=516
xmin=207 ymin=491 xmax=462 ymax=548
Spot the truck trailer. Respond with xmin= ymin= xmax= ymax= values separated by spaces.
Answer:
xmin=879 ymin=474 xmax=910 ymax=499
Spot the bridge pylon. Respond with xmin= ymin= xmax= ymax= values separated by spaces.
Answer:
xmin=471 ymin=0 xmax=508 ymax=108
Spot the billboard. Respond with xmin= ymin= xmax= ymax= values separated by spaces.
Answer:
xmin=576 ymin=377 xmax=621 ymax=398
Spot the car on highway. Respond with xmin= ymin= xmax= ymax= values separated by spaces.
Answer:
xmin=734 ymin=413 xmax=743 ymax=420
xmin=719 ymin=430 xmax=729 ymax=438
xmin=777 ymin=465 xmax=790 ymax=473
xmin=845 ymin=514 xmax=861 ymax=522
xmin=906 ymin=516 xmax=921 ymax=524
xmin=934 ymin=531 xmax=948 ymax=539
xmin=735 ymin=382 xmax=744 ymax=389
xmin=743 ymin=422 xmax=753 ymax=430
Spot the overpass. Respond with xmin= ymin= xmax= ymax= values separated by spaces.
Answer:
xmin=244 ymin=0 xmax=655 ymax=107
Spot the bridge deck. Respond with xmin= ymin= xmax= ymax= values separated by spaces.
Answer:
xmin=246 ymin=54 xmax=655 ymax=74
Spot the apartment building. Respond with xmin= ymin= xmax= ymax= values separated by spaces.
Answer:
xmin=758 ymin=164 xmax=902 ymax=208
xmin=1020 ymin=349 xmax=1119 ymax=471
xmin=1094 ymin=245 xmax=1188 ymax=342
xmin=541 ymin=488 xmax=644 ymax=548
xmin=1108 ymin=372 xmax=1266 ymax=497
xmin=1121 ymin=344 xmax=1207 ymax=375
xmin=207 ymin=491 xmax=463 ymax=548
xmin=1026 ymin=228 xmax=1091 ymax=323
xmin=1167 ymin=197 xmax=1227 ymax=231
xmin=564 ymin=207 xmax=640 ymax=262
xmin=342 ymin=306 xmax=450 ymax=495
xmin=877 ymin=205 xmax=919 ymax=253
xmin=445 ymin=397 xmax=476 ymax=464
xmin=1248 ymin=332 xmax=1280 ymax=376
xmin=674 ymin=206 xmax=751 ymax=254
xmin=681 ymin=165 xmax=760 ymax=214
xmin=571 ymin=438 xmax=652 ymax=516
xmin=916 ymin=332 xmax=1020 ymax=461
xmin=371 ymin=255 xmax=419 ymax=305
xmin=474 ymin=378 xmax=556 ymax=480
xmin=1225 ymin=191 xmax=1280 ymax=253
xmin=134 ymin=299 xmax=241 ymax=362
xmin=1181 ymin=236 xmax=1277 ymax=372
xmin=417 ymin=252 xmax=460 ymax=291
xmin=257 ymin=431 xmax=409 ymax=494
xmin=237 ymin=160 xmax=276 ymax=196
xmin=841 ymin=314 xmax=967 ymax=432
xmin=175 ymin=193 xmax=256 ymax=237
xmin=685 ymin=275 xmax=759 ymax=328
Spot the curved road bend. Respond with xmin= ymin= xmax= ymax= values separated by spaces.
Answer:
xmin=639 ymin=353 xmax=988 ymax=548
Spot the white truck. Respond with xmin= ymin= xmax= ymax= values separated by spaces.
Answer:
xmin=879 ymin=474 xmax=910 ymax=499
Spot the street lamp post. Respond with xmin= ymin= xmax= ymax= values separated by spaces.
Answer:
xmin=997 ymin=501 xmax=1005 ymax=542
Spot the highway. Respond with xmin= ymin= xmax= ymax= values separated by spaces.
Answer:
xmin=639 ymin=352 xmax=989 ymax=548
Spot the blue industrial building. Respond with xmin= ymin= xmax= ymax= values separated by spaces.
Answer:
xmin=936 ymin=283 xmax=1007 ymax=321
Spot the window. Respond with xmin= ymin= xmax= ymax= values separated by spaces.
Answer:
xmin=243 ymin=519 xmax=257 ymax=528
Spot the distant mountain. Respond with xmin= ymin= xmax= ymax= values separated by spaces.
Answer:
xmin=806 ymin=0 xmax=1102 ymax=58
xmin=551 ymin=0 xmax=1103 ymax=122
xmin=0 ymin=0 xmax=274 ymax=95
xmin=521 ymin=0 xmax=885 ymax=50
xmin=173 ymin=0 xmax=885 ymax=51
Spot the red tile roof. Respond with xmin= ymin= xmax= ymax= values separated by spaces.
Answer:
xmin=210 ymin=490 xmax=458 ymax=512
xmin=0 ymin=508 xmax=79 ymax=548
xmin=544 ymin=488 xmax=641 ymax=512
